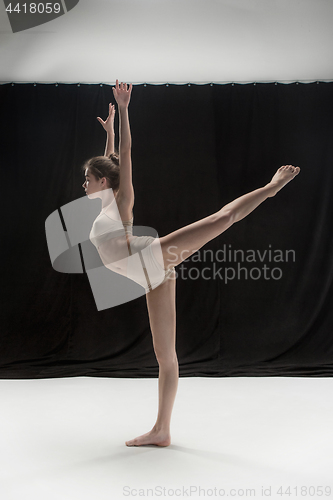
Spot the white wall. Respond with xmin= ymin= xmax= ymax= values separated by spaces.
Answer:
xmin=0 ymin=0 xmax=332 ymax=84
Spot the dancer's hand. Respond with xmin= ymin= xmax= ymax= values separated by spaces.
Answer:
xmin=112 ymin=80 xmax=132 ymax=108
xmin=97 ymin=103 xmax=115 ymax=134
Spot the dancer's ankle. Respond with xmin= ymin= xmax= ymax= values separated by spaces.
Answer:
xmin=152 ymin=422 xmax=170 ymax=434
xmin=265 ymin=182 xmax=278 ymax=198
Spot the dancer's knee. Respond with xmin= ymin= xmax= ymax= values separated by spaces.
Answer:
xmin=155 ymin=350 xmax=178 ymax=367
xmin=214 ymin=208 xmax=235 ymax=227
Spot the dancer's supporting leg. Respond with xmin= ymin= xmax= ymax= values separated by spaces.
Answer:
xmin=160 ymin=165 xmax=300 ymax=269
xmin=125 ymin=269 xmax=178 ymax=447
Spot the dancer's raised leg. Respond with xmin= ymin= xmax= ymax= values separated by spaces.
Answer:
xmin=125 ymin=269 xmax=178 ymax=447
xmin=159 ymin=165 xmax=300 ymax=268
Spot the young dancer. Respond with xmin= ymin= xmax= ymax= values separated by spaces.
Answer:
xmin=82 ymin=81 xmax=300 ymax=447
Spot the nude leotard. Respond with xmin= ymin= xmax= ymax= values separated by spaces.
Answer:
xmin=89 ymin=199 xmax=175 ymax=293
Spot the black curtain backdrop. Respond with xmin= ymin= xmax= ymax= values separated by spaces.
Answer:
xmin=1 ymin=81 xmax=332 ymax=379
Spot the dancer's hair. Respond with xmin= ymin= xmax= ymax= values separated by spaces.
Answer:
xmin=82 ymin=153 xmax=120 ymax=191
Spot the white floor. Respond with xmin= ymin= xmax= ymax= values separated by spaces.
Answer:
xmin=1 ymin=376 xmax=332 ymax=500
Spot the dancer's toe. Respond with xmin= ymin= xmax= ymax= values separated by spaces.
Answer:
xmin=268 ymin=164 xmax=300 ymax=196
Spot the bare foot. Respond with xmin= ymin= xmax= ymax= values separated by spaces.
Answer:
xmin=267 ymin=165 xmax=300 ymax=197
xmin=125 ymin=427 xmax=171 ymax=447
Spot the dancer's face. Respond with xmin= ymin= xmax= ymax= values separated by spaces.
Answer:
xmin=82 ymin=168 xmax=104 ymax=199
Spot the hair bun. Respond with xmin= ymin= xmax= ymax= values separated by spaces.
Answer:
xmin=109 ymin=152 xmax=119 ymax=165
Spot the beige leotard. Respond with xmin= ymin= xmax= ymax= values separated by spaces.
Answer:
xmin=89 ymin=200 xmax=175 ymax=293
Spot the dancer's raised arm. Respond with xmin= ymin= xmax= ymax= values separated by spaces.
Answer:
xmin=97 ymin=103 xmax=116 ymax=156
xmin=112 ymin=80 xmax=134 ymax=209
